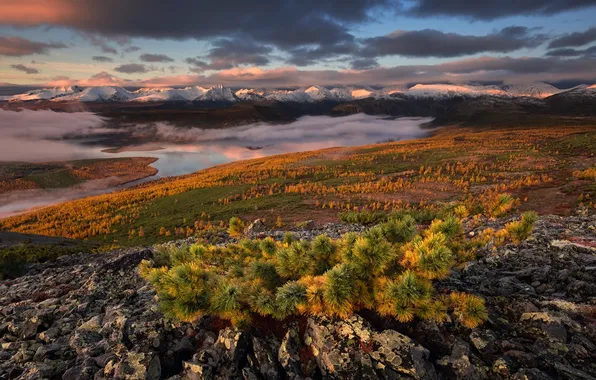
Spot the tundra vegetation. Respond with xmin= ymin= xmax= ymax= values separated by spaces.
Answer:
xmin=0 ymin=157 xmax=157 ymax=194
xmin=0 ymin=126 xmax=594 ymax=246
xmin=139 ymin=210 xmax=537 ymax=329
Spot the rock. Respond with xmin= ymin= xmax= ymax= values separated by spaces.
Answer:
xmin=554 ymin=362 xmax=596 ymax=380
xmin=306 ymin=315 xmax=436 ymax=380
xmin=245 ymin=219 xmax=267 ymax=235
xmin=62 ymin=362 xmax=99 ymax=380
xmin=305 ymin=316 xmax=376 ymax=379
xmin=278 ymin=323 xmax=309 ymax=379
xmin=1 ymin=214 xmax=596 ymax=379
xmin=436 ymin=339 xmax=487 ymax=379
xmin=183 ymin=360 xmax=214 ymax=380
xmin=110 ymin=351 xmax=161 ymax=380
xmin=250 ymin=335 xmax=282 ymax=380
xmin=511 ymin=368 xmax=555 ymax=380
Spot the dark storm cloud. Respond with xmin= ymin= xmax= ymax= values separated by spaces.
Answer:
xmin=286 ymin=41 xmax=359 ymax=66
xmin=350 ymin=58 xmax=380 ymax=70
xmin=186 ymin=38 xmax=273 ymax=72
xmin=11 ymin=64 xmax=39 ymax=74
xmin=0 ymin=0 xmax=392 ymax=49
xmin=140 ymin=53 xmax=174 ymax=62
xmin=114 ymin=63 xmax=148 ymax=74
xmin=406 ymin=0 xmax=596 ymax=20
xmin=92 ymin=55 xmax=114 ymax=62
xmin=0 ymin=36 xmax=67 ymax=56
xmin=360 ymin=27 xmax=547 ymax=58
xmin=548 ymin=27 xmax=596 ymax=48
xmin=207 ymin=38 xmax=271 ymax=65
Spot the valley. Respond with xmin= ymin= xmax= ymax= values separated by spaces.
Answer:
xmin=1 ymin=123 xmax=594 ymax=246
xmin=0 ymin=158 xmax=158 ymax=218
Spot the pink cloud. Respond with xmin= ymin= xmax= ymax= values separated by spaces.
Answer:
xmin=0 ymin=1 xmax=75 ymax=25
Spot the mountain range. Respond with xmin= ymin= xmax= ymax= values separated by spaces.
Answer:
xmin=3 ymin=82 xmax=595 ymax=104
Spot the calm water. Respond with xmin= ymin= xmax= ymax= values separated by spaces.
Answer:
xmin=0 ymin=111 xmax=432 ymax=217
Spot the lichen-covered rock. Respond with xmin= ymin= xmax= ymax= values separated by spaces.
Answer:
xmin=0 ymin=214 xmax=595 ymax=379
xmin=279 ymin=322 xmax=312 ymax=379
xmin=436 ymin=339 xmax=488 ymax=379
xmin=250 ymin=335 xmax=282 ymax=380
xmin=306 ymin=315 xmax=436 ymax=379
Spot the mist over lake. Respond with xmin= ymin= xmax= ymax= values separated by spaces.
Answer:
xmin=0 ymin=109 xmax=432 ymax=216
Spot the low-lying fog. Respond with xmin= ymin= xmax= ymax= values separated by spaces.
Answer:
xmin=0 ymin=109 xmax=432 ymax=217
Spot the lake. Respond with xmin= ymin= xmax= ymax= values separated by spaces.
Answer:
xmin=0 ymin=110 xmax=432 ymax=216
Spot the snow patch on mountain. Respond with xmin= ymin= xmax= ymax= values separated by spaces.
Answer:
xmin=405 ymin=84 xmax=507 ymax=99
xmin=235 ymin=88 xmax=264 ymax=101
xmin=56 ymin=86 xmax=134 ymax=102
xmin=351 ymin=88 xmax=373 ymax=99
xmin=200 ymin=84 xmax=237 ymax=102
xmin=132 ymin=87 xmax=192 ymax=102
xmin=9 ymin=86 xmax=83 ymax=101
xmin=502 ymin=82 xmax=562 ymax=98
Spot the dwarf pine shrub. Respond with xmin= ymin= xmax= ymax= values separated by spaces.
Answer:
xmin=228 ymin=217 xmax=245 ymax=237
xmin=505 ymin=211 xmax=538 ymax=244
xmin=138 ymin=211 xmax=529 ymax=328
xmin=338 ymin=210 xmax=388 ymax=225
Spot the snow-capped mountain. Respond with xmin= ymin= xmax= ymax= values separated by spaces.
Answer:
xmin=502 ymin=83 xmax=563 ymax=98
xmin=404 ymin=84 xmax=508 ymax=99
xmin=1 ymin=82 xmax=586 ymax=104
xmin=8 ymin=86 xmax=83 ymax=101
xmin=133 ymin=87 xmax=202 ymax=102
xmin=200 ymin=84 xmax=237 ymax=102
xmin=235 ymin=88 xmax=265 ymax=101
xmin=548 ymin=84 xmax=596 ymax=100
xmin=376 ymin=85 xmax=407 ymax=98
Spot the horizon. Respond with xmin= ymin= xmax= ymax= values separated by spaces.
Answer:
xmin=1 ymin=1 xmax=596 ymax=88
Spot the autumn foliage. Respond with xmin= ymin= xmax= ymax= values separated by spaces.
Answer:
xmin=139 ymin=213 xmax=502 ymax=329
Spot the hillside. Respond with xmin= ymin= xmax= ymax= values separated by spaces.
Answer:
xmin=1 ymin=125 xmax=595 ymax=245
xmin=0 ymin=158 xmax=158 ymax=195
xmin=1 ymin=213 xmax=594 ymax=378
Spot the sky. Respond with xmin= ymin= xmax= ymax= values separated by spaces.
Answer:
xmin=0 ymin=0 xmax=595 ymax=88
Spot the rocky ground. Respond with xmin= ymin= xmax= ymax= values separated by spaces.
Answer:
xmin=0 ymin=215 xmax=595 ymax=380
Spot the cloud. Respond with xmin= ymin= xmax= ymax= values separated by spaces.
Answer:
xmin=123 ymin=46 xmax=141 ymax=53
xmin=0 ymin=109 xmax=109 ymax=161
xmin=0 ymin=36 xmax=67 ymax=56
xmin=546 ymin=46 xmax=596 ymax=56
xmin=0 ymin=0 xmax=390 ymax=48
xmin=286 ymin=41 xmax=358 ymax=66
xmin=82 ymin=33 xmax=119 ymax=54
xmin=92 ymin=55 xmax=114 ymax=62
xmin=147 ymin=114 xmax=430 ymax=146
xmin=114 ymin=63 xmax=149 ymax=74
xmin=406 ymin=0 xmax=596 ymax=20
xmin=11 ymin=64 xmax=40 ymax=74
xmin=350 ymin=58 xmax=379 ymax=70
xmin=45 ymin=71 xmax=131 ymax=87
xmin=360 ymin=27 xmax=547 ymax=58
xmin=45 ymin=55 xmax=596 ymax=88
xmin=186 ymin=37 xmax=273 ymax=72
xmin=548 ymin=27 xmax=596 ymax=49
xmin=140 ymin=53 xmax=174 ymax=62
